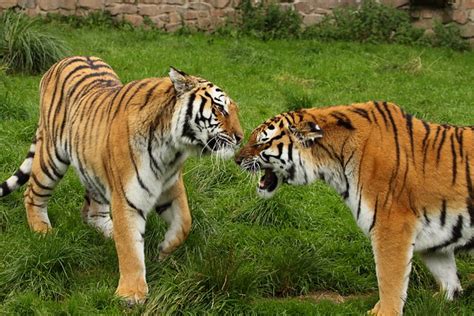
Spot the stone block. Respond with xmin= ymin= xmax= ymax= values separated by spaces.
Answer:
xmin=166 ymin=22 xmax=182 ymax=31
xmin=18 ymin=0 xmax=36 ymax=9
xmin=302 ymin=13 xmax=323 ymax=25
xmin=198 ymin=10 xmax=209 ymax=17
xmin=197 ymin=17 xmax=211 ymax=29
xmin=169 ymin=11 xmax=181 ymax=23
xmin=460 ymin=23 xmax=474 ymax=37
xmin=211 ymin=9 xmax=225 ymax=17
xmin=38 ymin=0 xmax=61 ymax=10
xmin=421 ymin=9 xmax=433 ymax=19
xmin=156 ymin=4 xmax=178 ymax=13
xmin=25 ymin=6 xmax=40 ymax=16
xmin=123 ymin=13 xmax=143 ymax=25
xmin=107 ymin=3 xmax=137 ymax=15
xmin=59 ymin=8 xmax=75 ymax=15
xmin=165 ymin=0 xmax=185 ymax=4
xmin=78 ymin=0 xmax=104 ymax=10
xmin=59 ymin=0 xmax=76 ymax=10
xmin=189 ymin=2 xmax=212 ymax=10
xmin=469 ymin=9 xmax=474 ymax=21
xmin=138 ymin=4 xmax=159 ymax=15
xmin=383 ymin=0 xmax=409 ymax=7
xmin=0 ymin=0 xmax=17 ymax=9
xmin=185 ymin=10 xmax=198 ymax=19
xmin=453 ymin=9 xmax=468 ymax=24
xmin=142 ymin=0 xmax=162 ymax=3
xmin=212 ymin=0 xmax=230 ymax=9
xmin=294 ymin=1 xmax=312 ymax=14
xmin=462 ymin=0 xmax=474 ymax=9
xmin=155 ymin=13 xmax=169 ymax=22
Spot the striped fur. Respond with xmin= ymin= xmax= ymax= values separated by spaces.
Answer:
xmin=0 ymin=56 xmax=243 ymax=303
xmin=236 ymin=101 xmax=473 ymax=316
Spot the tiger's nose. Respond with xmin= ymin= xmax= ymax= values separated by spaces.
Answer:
xmin=234 ymin=153 xmax=243 ymax=166
xmin=234 ymin=132 xmax=243 ymax=145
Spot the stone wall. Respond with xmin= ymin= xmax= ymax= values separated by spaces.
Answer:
xmin=0 ymin=0 xmax=473 ymax=42
xmin=0 ymin=0 xmax=240 ymax=31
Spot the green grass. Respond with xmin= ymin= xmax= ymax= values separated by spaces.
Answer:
xmin=0 ymin=23 xmax=473 ymax=315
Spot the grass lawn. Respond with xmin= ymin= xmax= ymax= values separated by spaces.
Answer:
xmin=0 ymin=23 xmax=473 ymax=315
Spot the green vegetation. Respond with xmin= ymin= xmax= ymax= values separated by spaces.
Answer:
xmin=0 ymin=11 xmax=68 ymax=74
xmin=0 ymin=18 xmax=473 ymax=315
xmin=236 ymin=0 xmax=470 ymax=51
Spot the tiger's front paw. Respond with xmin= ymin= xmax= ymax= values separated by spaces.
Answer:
xmin=367 ymin=301 xmax=380 ymax=315
xmin=158 ymin=242 xmax=175 ymax=261
xmin=367 ymin=302 xmax=400 ymax=316
xmin=115 ymin=280 xmax=148 ymax=305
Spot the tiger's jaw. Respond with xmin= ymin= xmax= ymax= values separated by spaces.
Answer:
xmin=257 ymin=168 xmax=283 ymax=198
xmin=237 ymin=157 xmax=286 ymax=198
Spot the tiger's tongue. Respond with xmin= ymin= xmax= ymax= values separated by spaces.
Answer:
xmin=259 ymin=169 xmax=276 ymax=189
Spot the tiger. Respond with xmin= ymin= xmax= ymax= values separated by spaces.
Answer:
xmin=0 ymin=56 xmax=243 ymax=303
xmin=235 ymin=101 xmax=473 ymax=316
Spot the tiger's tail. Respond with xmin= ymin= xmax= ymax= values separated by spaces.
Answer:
xmin=0 ymin=133 xmax=37 ymax=197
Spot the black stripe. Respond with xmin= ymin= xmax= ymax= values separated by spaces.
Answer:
xmin=349 ymin=107 xmax=371 ymax=122
xmin=373 ymin=101 xmax=388 ymax=128
xmin=405 ymin=113 xmax=415 ymax=160
xmin=31 ymin=173 xmax=53 ymax=191
xmin=356 ymin=189 xmax=362 ymax=220
xmin=440 ymin=199 xmax=447 ymax=226
xmin=126 ymin=125 xmax=152 ymax=195
xmin=450 ymin=133 xmax=457 ymax=185
xmin=422 ymin=207 xmax=431 ymax=225
xmin=428 ymin=215 xmax=464 ymax=252
xmin=369 ymin=197 xmax=378 ymax=232
xmin=14 ymin=169 xmax=30 ymax=185
xmin=30 ymin=187 xmax=52 ymax=198
xmin=465 ymin=156 xmax=474 ymax=226
xmin=27 ymin=151 xmax=35 ymax=158
xmin=383 ymin=102 xmax=400 ymax=175
xmin=125 ymin=196 xmax=146 ymax=221
xmin=156 ymin=202 xmax=172 ymax=215
xmin=0 ymin=182 xmax=11 ymax=196
xmin=436 ymin=128 xmax=447 ymax=165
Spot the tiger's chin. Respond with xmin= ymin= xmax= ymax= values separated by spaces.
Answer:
xmin=256 ymin=168 xmax=282 ymax=199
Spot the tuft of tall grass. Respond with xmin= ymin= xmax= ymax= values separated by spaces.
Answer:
xmin=0 ymin=11 xmax=68 ymax=74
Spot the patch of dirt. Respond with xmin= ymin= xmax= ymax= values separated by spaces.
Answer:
xmin=297 ymin=291 xmax=375 ymax=304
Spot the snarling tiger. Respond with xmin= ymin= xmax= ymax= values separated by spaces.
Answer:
xmin=0 ymin=56 xmax=243 ymax=303
xmin=236 ymin=101 xmax=473 ymax=316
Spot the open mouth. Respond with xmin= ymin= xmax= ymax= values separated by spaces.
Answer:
xmin=258 ymin=168 xmax=279 ymax=192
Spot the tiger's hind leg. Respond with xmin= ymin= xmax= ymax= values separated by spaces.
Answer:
xmin=81 ymin=192 xmax=113 ymax=238
xmin=155 ymin=173 xmax=191 ymax=260
xmin=24 ymin=137 xmax=69 ymax=233
xmin=420 ymin=250 xmax=462 ymax=300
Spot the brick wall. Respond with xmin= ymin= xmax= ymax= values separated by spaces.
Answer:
xmin=0 ymin=0 xmax=473 ymax=42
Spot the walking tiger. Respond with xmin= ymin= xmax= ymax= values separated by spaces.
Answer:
xmin=0 ymin=56 xmax=243 ymax=303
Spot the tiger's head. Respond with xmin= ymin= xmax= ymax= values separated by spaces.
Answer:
xmin=170 ymin=67 xmax=243 ymax=159
xmin=235 ymin=110 xmax=328 ymax=198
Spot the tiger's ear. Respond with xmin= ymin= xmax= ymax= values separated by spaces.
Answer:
xmin=289 ymin=121 xmax=323 ymax=147
xmin=169 ymin=66 xmax=195 ymax=94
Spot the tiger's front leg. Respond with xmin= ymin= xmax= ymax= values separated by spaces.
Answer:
xmin=111 ymin=191 xmax=148 ymax=304
xmin=369 ymin=206 xmax=418 ymax=316
xmin=155 ymin=172 xmax=192 ymax=260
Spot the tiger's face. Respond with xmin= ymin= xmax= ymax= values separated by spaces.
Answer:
xmin=170 ymin=67 xmax=243 ymax=159
xmin=235 ymin=112 xmax=323 ymax=198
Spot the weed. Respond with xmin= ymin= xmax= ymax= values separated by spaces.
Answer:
xmin=0 ymin=11 xmax=68 ymax=74
xmin=237 ymin=0 xmax=301 ymax=40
